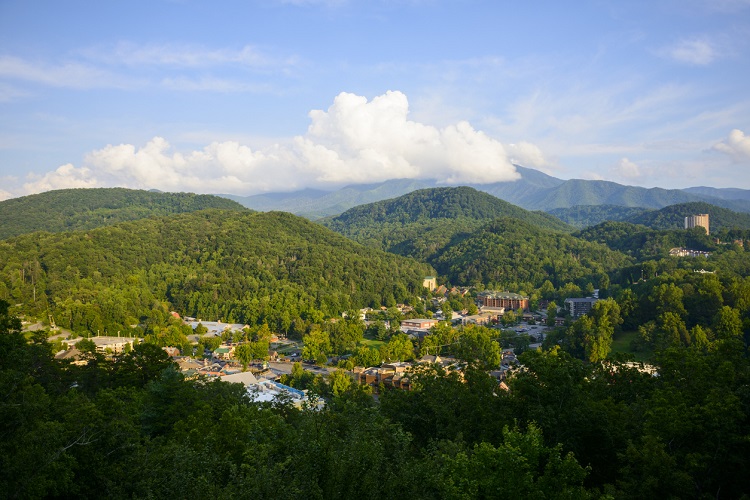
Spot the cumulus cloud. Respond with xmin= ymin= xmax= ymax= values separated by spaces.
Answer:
xmin=507 ymin=142 xmax=548 ymax=168
xmin=23 ymin=164 xmax=99 ymax=194
xmin=0 ymin=189 xmax=12 ymax=201
xmin=660 ymin=38 xmax=718 ymax=65
xmin=16 ymin=91 xmax=530 ymax=196
xmin=713 ymin=129 xmax=750 ymax=161
xmin=612 ymin=158 xmax=642 ymax=180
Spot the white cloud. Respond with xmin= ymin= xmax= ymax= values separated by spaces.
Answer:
xmin=660 ymin=38 xmax=718 ymax=65
xmin=15 ymin=91 xmax=530 ymax=196
xmin=23 ymin=164 xmax=99 ymax=194
xmin=0 ymin=55 xmax=143 ymax=89
xmin=97 ymin=42 xmax=299 ymax=70
xmin=507 ymin=142 xmax=548 ymax=168
xmin=612 ymin=157 xmax=642 ymax=180
xmin=161 ymin=76 xmax=274 ymax=93
xmin=0 ymin=189 xmax=12 ymax=201
xmin=713 ymin=129 xmax=750 ymax=161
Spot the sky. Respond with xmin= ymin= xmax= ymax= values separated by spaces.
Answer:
xmin=1 ymin=0 xmax=750 ymax=201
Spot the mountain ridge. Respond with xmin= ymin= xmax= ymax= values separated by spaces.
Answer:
xmin=0 ymin=188 xmax=248 ymax=240
xmin=218 ymin=165 xmax=750 ymax=218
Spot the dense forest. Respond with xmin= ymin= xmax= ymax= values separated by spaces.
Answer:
xmin=625 ymin=201 xmax=750 ymax=232
xmin=2 ymin=299 xmax=749 ymax=498
xmin=547 ymin=201 xmax=750 ymax=231
xmin=323 ymin=188 xmax=629 ymax=292
xmin=546 ymin=205 xmax=650 ymax=229
xmin=430 ymin=217 xmax=631 ymax=291
xmin=0 ymin=188 xmax=247 ymax=239
xmin=3 ymin=187 xmax=750 ymax=498
xmin=0 ymin=210 xmax=432 ymax=336
xmin=323 ymin=186 xmax=572 ymax=235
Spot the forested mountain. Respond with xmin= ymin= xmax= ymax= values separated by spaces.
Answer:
xmin=219 ymin=164 xmax=750 ymax=218
xmin=323 ymin=186 xmax=572 ymax=235
xmin=624 ymin=201 xmax=750 ymax=232
xmin=0 ymin=188 xmax=247 ymax=240
xmin=574 ymin=221 xmax=717 ymax=261
xmin=0 ymin=210 xmax=432 ymax=335
xmin=430 ymin=217 xmax=632 ymax=290
xmin=546 ymin=204 xmax=650 ymax=228
xmin=322 ymin=187 xmax=632 ymax=291
xmin=684 ymin=186 xmax=750 ymax=201
xmin=226 ymin=178 xmax=436 ymax=219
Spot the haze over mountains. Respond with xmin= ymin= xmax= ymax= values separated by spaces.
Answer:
xmin=223 ymin=165 xmax=750 ymax=220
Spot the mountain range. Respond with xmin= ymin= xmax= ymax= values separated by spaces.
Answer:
xmin=222 ymin=165 xmax=750 ymax=219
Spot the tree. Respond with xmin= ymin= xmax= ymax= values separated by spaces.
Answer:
xmin=328 ymin=370 xmax=353 ymax=397
xmin=302 ymin=328 xmax=331 ymax=365
xmin=455 ymin=325 xmax=501 ymax=370
xmin=564 ymin=298 xmax=621 ymax=362
xmin=713 ymin=306 xmax=742 ymax=339
xmin=546 ymin=300 xmax=557 ymax=327
xmin=381 ymin=333 xmax=414 ymax=362
xmin=194 ymin=322 xmax=208 ymax=336
xmin=234 ymin=343 xmax=254 ymax=371
xmin=199 ymin=335 xmax=222 ymax=352
xmin=501 ymin=310 xmax=517 ymax=326
xmin=352 ymin=345 xmax=381 ymax=367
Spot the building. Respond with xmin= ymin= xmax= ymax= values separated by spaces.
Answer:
xmin=401 ymin=318 xmax=440 ymax=330
xmin=478 ymin=291 xmax=529 ymax=311
xmin=564 ymin=297 xmax=599 ymax=318
xmin=85 ymin=336 xmax=138 ymax=354
xmin=669 ymin=247 xmax=710 ymax=258
xmin=685 ymin=214 xmax=709 ymax=234
xmin=423 ymin=276 xmax=438 ymax=290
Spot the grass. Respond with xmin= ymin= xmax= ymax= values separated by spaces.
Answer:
xmin=359 ymin=338 xmax=385 ymax=350
xmin=610 ymin=330 xmax=653 ymax=363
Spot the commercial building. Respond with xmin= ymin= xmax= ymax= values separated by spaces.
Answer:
xmin=564 ymin=297 xmax=599 ymax=318
xmin=478 ymin=291 xmax=529 ymax=312
xmin=685 ymin=214 xmax=709 ymax=234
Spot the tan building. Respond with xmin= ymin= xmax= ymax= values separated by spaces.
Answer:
xmin=478 ymin=291 xmax=529 ymax=311
xmin=401 ymin=318 xmax=440 ymax=330
xmin=423 ymin=276 xmax=437 ymax=290
xmin=685 ymin=214 xmax=709 ymax=234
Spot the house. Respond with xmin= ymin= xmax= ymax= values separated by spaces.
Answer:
xmin=212 ymin=346 xmax=234 ymax=360
xmin=162 ymin=346 xmax=180 ymax=357
xmin=564 ymin=297 xmax=599 ymax=318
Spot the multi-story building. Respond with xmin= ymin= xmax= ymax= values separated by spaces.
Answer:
xmin=685 ymin=214 xmax=709 ymax=234
xmin=564 ymin=297 xmax=599 ymax=318
xmin=478 ymin=291 xmax=529 ymax=311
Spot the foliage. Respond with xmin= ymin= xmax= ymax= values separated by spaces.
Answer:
xmin=0 ymin=210 xmax=433 ymax=336
xmin=626 ymin=201 xmax=750 ymax=232
xmin=2 ymin=301 xmax=750 ymax=497
xmin=0 ymin=187 xmax=247 ymax=240
xmin=548 ymin=204 xmax=650 ymax=229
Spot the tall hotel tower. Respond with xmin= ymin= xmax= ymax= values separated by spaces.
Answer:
xmin=685 ymin=214 xmax=709 ymax=234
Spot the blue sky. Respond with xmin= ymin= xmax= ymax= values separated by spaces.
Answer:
xmin=1 ymin=0 xmax=749 ymax=200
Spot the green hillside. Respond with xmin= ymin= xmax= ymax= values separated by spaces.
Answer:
xmin=547 ymin=205 xmax=650 ymax=228
xmin=0 ymin=210 xmax=432 ymax=335
xmin=321 ymin=187 xmax=634 ymax=290
xmin=625 ymin=201 xmax=750 ymax=232
xmin=324 ymin=186 xmax=572 ymax=235
xmin=430 ymin=217 xmax=632 ymax=289
xmin=574 ymin=220 xmax=717 ymax=260
xmin=0 ymin=188 xmax=247 ymax=239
